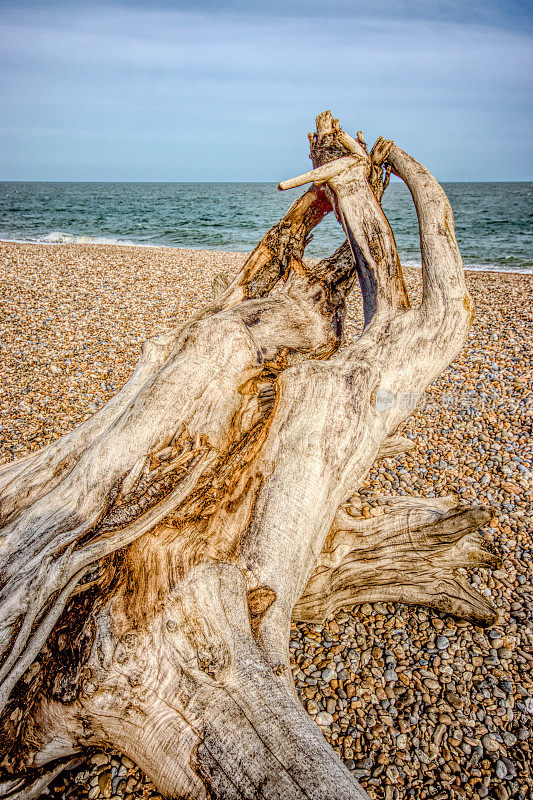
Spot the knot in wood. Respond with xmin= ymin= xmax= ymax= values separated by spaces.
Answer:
xmin=197 ymin=645 xmax=228 ymax=680
xmin=122 ymin=631 xmax=138 ymax=649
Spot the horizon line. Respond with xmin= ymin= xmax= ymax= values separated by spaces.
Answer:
xmin=1 ymin=179 xmax=532 ymax=184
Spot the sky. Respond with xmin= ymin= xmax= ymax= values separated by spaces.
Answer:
xmin=0 ymin=1 xmax=532 ymax=181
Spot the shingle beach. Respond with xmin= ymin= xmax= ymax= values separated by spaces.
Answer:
xmin=0 ymin=241 xmax=531 ymax=800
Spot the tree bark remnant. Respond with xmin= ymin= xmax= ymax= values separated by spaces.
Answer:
xmin=0 ymin=111 xmax=497 ymax=800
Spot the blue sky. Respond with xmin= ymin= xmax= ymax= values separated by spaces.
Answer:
xmin=0 ymin=1 xmax=531 ymax=180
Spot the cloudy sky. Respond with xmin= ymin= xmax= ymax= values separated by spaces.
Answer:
xmin=0 ymin=1 xmax=531 ymax=180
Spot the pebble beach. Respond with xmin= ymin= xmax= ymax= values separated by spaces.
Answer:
xmin=0 ymin=240 xmax=531 ymax=800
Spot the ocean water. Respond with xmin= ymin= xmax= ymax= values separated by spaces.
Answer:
xmin=0 ymin=181 xmax=531 ymax=272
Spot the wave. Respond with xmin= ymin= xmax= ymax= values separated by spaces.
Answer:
xmin=1 ymin=234 xmax=532 ymax=274
xmin=464 ymin=264 xmax=533 ymax=275
xmin=37 ymin=230 xmax=151 ymax=247
xmin=0 ymin=231 xmax=145 ymax=247
xmin=6 ymin=229 xmax=169 ymax=247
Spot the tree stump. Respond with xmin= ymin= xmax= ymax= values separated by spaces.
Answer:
xmin=0 ymin=111 xmax=497 ymax=800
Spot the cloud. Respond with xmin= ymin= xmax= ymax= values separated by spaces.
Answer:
xmin=0 ymin=2 xmax=531 ymax=179
xmin=2 ymin=1 xmax=531 ymax=30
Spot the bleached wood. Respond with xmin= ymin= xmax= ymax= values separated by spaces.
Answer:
xmin=0 ymin=112 xmax=496 ymax=800
xmin=294 ymin=496 xmax=499 ymax=623
xmin=278 ymin=156 xmax=358 ymax=190
xmin=30 ymin=564 xmax=368 ymax=799
xmin=376 ymin=434 xmax=416 ymax=458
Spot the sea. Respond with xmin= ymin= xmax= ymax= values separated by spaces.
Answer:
xmin=0 ymin=182 xmax=531 ymax=273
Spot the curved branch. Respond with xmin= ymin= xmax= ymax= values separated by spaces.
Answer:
xmin=309 ymin=111 xmax=410 ymax=325
xmin=293 ymin=496 xmax=499 ymax=625
xmin=383 ymin=141 xmax=468 ymax=312
xmin=280 ymin=114 xmax=411 ymax=327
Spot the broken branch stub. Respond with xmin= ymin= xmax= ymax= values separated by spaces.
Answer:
xmin=0 ymin=111 xmax=497 ymax=800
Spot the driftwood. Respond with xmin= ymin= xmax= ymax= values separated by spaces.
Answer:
xmin=0 ymin=112 xmax=497 ymax=800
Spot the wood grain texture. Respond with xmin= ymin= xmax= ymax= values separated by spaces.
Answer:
xmin=0 ymin=112 xmax=496 ymax=799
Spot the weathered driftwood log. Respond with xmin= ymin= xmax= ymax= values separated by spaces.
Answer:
xmin=0 ymin=112 xmax=497 ymax=800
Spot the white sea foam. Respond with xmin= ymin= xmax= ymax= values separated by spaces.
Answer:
xmin=463 ymin=264 xmax=533 ymax=275
xmin=37 ymin=230 xmax=140 ymax=246
xmin=0 ymin=231 xmax=160 ymax=248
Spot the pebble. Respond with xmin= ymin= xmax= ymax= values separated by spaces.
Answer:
xmin=90 ymin=754 xmax=109 ymax=767
xmin=445 ymin=691 xmax=463 ymax=708
xmin=1 ymin=248 xmax=531 ymax=800
xmin=495 ymin=759 xmax=507 ymax=779
xmin=495 ymin=787 xmax=509 ymax=800
xmin=396 ymin=733 xmax=408 ymax=750
xmin=315 ymin=711 xmax=335 ymax=726
xmin=482 ymin=733 xmax=500 ymax=752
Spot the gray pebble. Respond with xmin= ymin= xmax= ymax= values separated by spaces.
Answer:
xmin=496 ymin=759 xmax=508 ymax=779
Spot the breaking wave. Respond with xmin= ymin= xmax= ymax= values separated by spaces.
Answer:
xmin=35 ymin=230 xmax=148 ymax=246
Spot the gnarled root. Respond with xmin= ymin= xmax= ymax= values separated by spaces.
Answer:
xmin=293 ymin=495 xmax=499 ymax=625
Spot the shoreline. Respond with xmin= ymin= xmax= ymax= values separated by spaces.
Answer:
xmin=1 ymin=238 xmax=531 ymax=275
xmin=0 ymin=240 xmax=532 ymax=799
